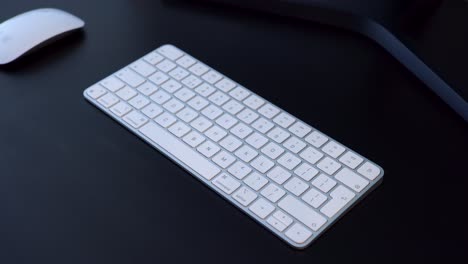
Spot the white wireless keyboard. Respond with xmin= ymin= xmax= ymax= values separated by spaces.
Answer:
xmin=84 ymin=44 xmax=384 ymax=249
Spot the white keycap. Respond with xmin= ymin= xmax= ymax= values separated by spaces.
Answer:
xmin=245 ymin=132 xmax=268 ymax=149
xmin=191 ymin=116 xmax=213 ymax=132
xmin=273 ymin=112 xmax=295 ymax=128
xmin=249 ymin=198 xmax=275 ymax=219
xmin=335 ymin=168 xmax=369 ymax=192
xmin=195 ymin=83 xmax=216 ymax=97
xmin=357 ymin=162 xmax=381 ymax=180
xmin=141 ymin=103 xmax=163 ymax=119
xmin=157 ymin=45 xmax=184 ymax=60
xmin=267 ymin=216 xmax=287 ymax=232
xmin=266 ymin=166 xmax=292 ymax=185
xmin=144 ymin=52 xmax=164 ymax=65
xmin=288 ymin=121 xmax=312 ymax=138
xmin=283 ymin=136 xmax=307 ymax=154
xmin=189 ymin=62 xmax=209 ymax=76
xmin=223 ymin=100 xmax=244 ymax=115
xmin=212 ymin=151 xmax=236 ymax=168
xmin=215 ymin=78 xmax=236 ymax=92
xmin=237 ymin=108 xmax=259 ymax=124
xmin=261 ymin=183 xmax=286 ymax=202
xmin=150 ymin=90 xmax=171 ymax=104
xmin=239 ymin=143 xmax=262 ymax=161
xmin=251 ymin=118 xmax=274 ymax=133
xmin=169 ymin=67 xmax=189 ymax=80
xmin=258 ymin=103 xmax=280 ymax=119
xmin=243 ymin=172 xmax=268 ymax=191
xmin=284 ymin=177 xmax=309 ymax=196
xmin=155 ymin=112 xmax=177 ymax=128
xmin=130 ymin=60 xmax=156 ymax=77
xmin=116 ymin=86 xmax=137 ymax=101
xmin=322 ymin=141 xmax=346 ymax=158
xmin=243 ymin=94 xmax=265 ymax=110
xmin=168 ymin=122 xmax=191 ymax=137
xmin=163 ymin=98 xmax=184 ymax=113
xmin=285 ymin=223 xmax=313 ymax=244
xmin=161 ymin=79 xmax=182 ymax=93
xmin=182 ymin=75 xmax=202 ymax=89
xmin=86 ymin=85 xmax=107 ymax=99
xmin=228 ymin=161 xmax=252 ymax=180
xmin=300 ymin=146 xmax=324 ymax=164
xmin=156 ymin=59 xmax=177 ymax=73
xmin=174 ymin=87 xmax=196 ymax=102
xmin=339 ymin=151 xmax=364 ymax=169
xmin=204 ymin=125 xmax=227 ymax=142
xmin=148 ymin=71 xmax=169 ymax=85
xmin=98 ymin=93 xmax=119 ymax=108
xmin=216 ymin=113 xmax=238 ymax=129
xmin=273 ymin=211 xmax=293 ymax=227
xmin=229 ymin=86 xmax=250 ymax=101
xmin=320 ymin=186 xmax=355 ymax=218
xmin=139 ymin=122 xmax=220 ymax=180
xmin=294 ymin=163 xmax=319 ymax=181
xmin=177 ymin=107 xmax=198 ymax=122
xmin=110 ymin=101 xmax=132 ymax=117
xmin=302 ymin=188 xmax=327 ymax=208
xmin=311 ymin=174 xmax=337 ymax=193
xmin=116 ymin=68 xmax=145 ymax=87
xmin=230 ymin=123 xmax=253 ymax=139
xmin=250 ymin=155 xmax=275 ymax=173
xmin=188 ymin=96 xmax=209 ymax=111
xmin=305 ymin=131 xmax=328 ymax=148
xmin=233 ymin=186 xmax=258 ymax=206
xmin=212 ymin=172 xmax=240 ymax=194
xmin=261 ymin=142 xmax=285 ymax=160
xmin=176 ymin=55 xmax=196 ymax=68
xmin=197 ymin=141 xmax=221 ymax=158
xmin=267 ymin=127 xmax=290 ymax=143
xmin=129 ymin=94 xmax=150 ymax=109
xmin=123 ymin=111 xmax=148 ymax=128
xmin=101 ymin=76 xmax=124 ymax=92
xmin=201 ymin=104 xmax=223 ymax=120
xmin=277 ymin=152 xmax=301 ymax=170
xmin=137 ymin=82 xmax=158 ymax=96
xmin=202 ymin=70 xmax=223 ymax=84
xmin=219 ymin=135 xmax=242 ymax=152
xmin=317 ymin=157 xmax=342 ymax=175
xmin=278 ymin=195 xmax=327 ymax=231
xmin=183 ymin=131 xmax=206 ymax=147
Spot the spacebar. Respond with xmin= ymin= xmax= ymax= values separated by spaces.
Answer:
xmin=139 ymin=122 xmax=221 ymax=180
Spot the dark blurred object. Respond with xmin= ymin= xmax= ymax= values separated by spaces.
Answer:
xmin=193 ymin=0 xmax=468 ymax=122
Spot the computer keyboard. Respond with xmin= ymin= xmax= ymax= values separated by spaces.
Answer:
xmin=84 ymin=44 xmax=384 ymax=249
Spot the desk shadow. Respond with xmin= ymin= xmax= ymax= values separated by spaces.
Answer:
xmin=0 ymin=30 xmax=86 ymax=74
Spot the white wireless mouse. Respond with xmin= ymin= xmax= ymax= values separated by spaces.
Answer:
xmin=0 ymin=8 xmax=85 ymax=65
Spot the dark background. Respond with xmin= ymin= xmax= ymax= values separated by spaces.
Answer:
xmin=0 ymin=0 xmax=467 ymax=263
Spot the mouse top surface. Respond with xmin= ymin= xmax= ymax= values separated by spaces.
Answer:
xmin=0 ymin=8 xmax=84 ymax=65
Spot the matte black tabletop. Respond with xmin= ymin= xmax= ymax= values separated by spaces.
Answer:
xmin=1 ymin=1 xmax=467 ymax=263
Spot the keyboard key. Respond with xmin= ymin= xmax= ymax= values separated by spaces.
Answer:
xmin=176 ymin=55 xmax=196 ymax=68
xmin=258 ymin=103 xmax=280 ymax=119
xmin=321 ymin=141 xmax=346 ymax=158
xmin=141 ymin=103 xmax=163 ymax=119
xmin=174 ymin=87 xmax=196 ymax=102
xmin=305 ymin=131 xmax=328 ymax=148
xmin=317 ymin=157 xmax=342 ymax=175
xmin=183 ymin=131 xmax=206 ymax=147
xmin=161 ymin=79 xmax=182 ymax=93
xmin=249 ymin=198 xmax=275 ymax=219
xmin=155 ymin=112 xmax=177 ymax=128
xmin=188 ymin=96 xmax=209 ymax=111
xmin=139 ymin=122 xmax=221 ymax=180
xmin=202 ymin=70 xmax=223 ymax=84
xmin=320 ymin=186 xmax=355 ymax=218
xmin=230 ymin=123 xmax=253 ymax=139
xmin=357 ymin=162 xmax=381 ymax=180
xmin=177 ymin=107 xmax=198 ymax=123
xmin=261 ymin=142 xmax=285 ymax=160
xmin=157 ymin=45 xmax=184 ymax=60
xmin=223 ymin=100 xmax=244 ymax=115
xmin=243 ymin=172 xmax=268 ymax=191
xmin=302 ymin=188 xmax=327 ymax=208
xmin=213 ymin=173 xmax=240 ymax=194
xmin=213 ymin=151 xmax=236 ymax=169
xmin=128 ymin=94 xmax=150 ymax=109
xmin=215 ymin=78 xmax=236 ymax=92
xmin=168 ymin=122 xmax=191 ymax=137
xmin=237 ymin=108 xmax=259 ymax=124
xmin=267 ymin=216 xmax=287 ymax=232
xmin=266 ymin=166 xmax=291 ymax=185
xmin=101 ymin=76 xmax=124 ymax=92
xmin=311 ymin=174 xmax=337 ymax=193
xmin=137 ymin=82 xmax=158 ymax=96
xmin=300 ymin=146 xmax=324 ymax=164
xmin=216 ymin=113 xmax=238 ymax=129
xmin=228 ymin=161 xmax=252 ymax=180
xmin=233 ymin=186 xmax=258 ymax=206
xmin=150 ymin=90 xmax=171 ymax=104
xmin=182 ymin=75 xmax=202 ymax=89
xmin=110 ymin=101 xmax=132 ymax=117
xmin=285 ymin=223 xmax=313 ymax=244
xmin=98 ymin=93 xmax=119 ymax=108
xmin=116 ymin=68 xmax=145 ymax=87
xmin=267 ymin=127 xmax=290 ymax=143
xmin=130 ymin=60 xmax=156 ymax=77
xmin=86 ymin=84 xmax=106 ymax=99
xmin=169 ymin=67 xmax=189 ymax=80
xmin=339 ymin=151 xmax=364 ymax=169
xmin=123 ymin=111 xmax=148 ymax=128
xmin=195 ymin=83 xmax=216 ymax=97
xmin=201 ymin=104 xmax=223 ymax=120
xmin=144 ymin=52 xmax=164 ymax=65
xmin=209 ymin=91 xmax=229 ymax=106
xmin=284 ymin=177 xmax=309 ymax=196
xmin=189 ymin=62 xmax=209 ymax=76
xmin=261 ymin=183 xmax=286 ymax=203
xmin=243 ymin=94 xmax=265 ymax=110
xmin=116 ymin=86 xmax=137 ymax=101
xmin=277 ymin=152 xmax=301 ymax=170
xmin=219 ymin=135 xmax=242 ymax=152
xmin=335 ymin=168 xmax=369 ymax=192
xmin=273 ymin=112 xmax=296 ymax=128
xmin=283 ymin=136 xmax=307 ymax=154
xmin=229 ymin=86 xmax=250 ymax=101
xmin=245 ymin=132 xmax=268 ymax=149
xmin=278 ymin=195 xmax=327 ymax=231
xmin=251 ymin=118 xmax=274 ymax=133
xmin=148 ymin=71 xmax=169 ymax=85
xmin=288 ymin=121 xmax=312 ymax=138
xmin=163 ymin=98 xmax=184 ymax=113
xmin=156 ymin=59 xmax=177 ymax=72
xmin=191 ymin=116 xmax=212 ymax=132
xmin=197 ymin=141 xmax=221 ymax=158
xmin=250 ymin=155 xmax=274 ymax=173
xmin=204 ymin=125 xmax=227 ymax=142
xmin=294 ymin=163 xmax=319 ymax=181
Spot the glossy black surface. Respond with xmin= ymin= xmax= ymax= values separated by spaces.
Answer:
xmin=0 ymin=1 xmax=467 ymax=263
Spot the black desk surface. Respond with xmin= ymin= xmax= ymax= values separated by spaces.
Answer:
xmin=1 ymin=1 xmax=467 ymax=263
